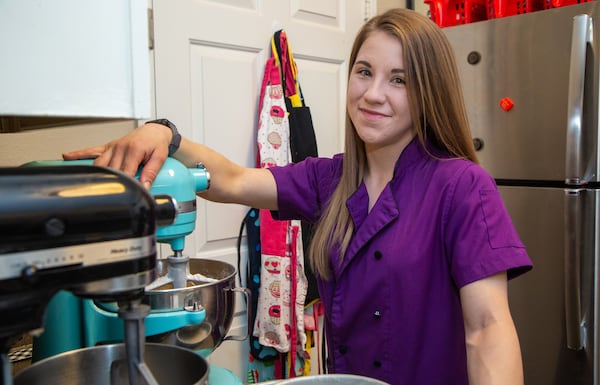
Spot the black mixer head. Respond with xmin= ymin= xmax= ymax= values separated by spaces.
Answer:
xmin=0 ymin=164 xmax=175 ymax=341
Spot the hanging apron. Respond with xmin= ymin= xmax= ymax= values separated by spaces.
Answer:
xmin=255 ymin=32 xmax=308 ymax=356
xmin=245 ymin=30 xmax=322 ymax=382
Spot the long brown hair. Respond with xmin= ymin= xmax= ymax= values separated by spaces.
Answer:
xmin=308 ymin=8 xmax=478 ymax=279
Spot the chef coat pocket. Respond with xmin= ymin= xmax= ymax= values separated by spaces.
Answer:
xmin=480 ymin=189 xmax=525 ymax=249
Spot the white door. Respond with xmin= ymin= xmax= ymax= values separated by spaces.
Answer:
xmin=152 ymin=0 xmax=370 ymax=378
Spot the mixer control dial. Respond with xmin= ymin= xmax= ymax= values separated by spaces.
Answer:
xmin=21 ymin=264 xmax=39 ymax=285
xmin=193 ymin=163 xmax=211 ymax=192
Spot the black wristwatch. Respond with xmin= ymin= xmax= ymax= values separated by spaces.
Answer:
xmin=147 ymin=118 xmax=181 ymax=156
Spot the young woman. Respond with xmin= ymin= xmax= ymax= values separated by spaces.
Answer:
xmin=65 ymin=8 xmax=532 ymax=385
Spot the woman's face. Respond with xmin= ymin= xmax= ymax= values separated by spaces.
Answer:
xmin=347 ymin=30 xmax=415 ymax=154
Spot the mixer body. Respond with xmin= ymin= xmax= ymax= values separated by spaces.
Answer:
xmin=0 ymin=165 xmax=164 ymax=338
xmin=0 ymin=164 xmax=178 ymax=385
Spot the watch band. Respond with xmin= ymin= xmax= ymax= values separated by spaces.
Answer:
xmin=147 ymin=119 xmax=181 ymax=156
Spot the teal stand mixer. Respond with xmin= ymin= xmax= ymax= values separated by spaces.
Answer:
xmin=26 ymin=158 xmax=211 ymax=357
xmin=27 ymin=157 xmax=245 ymax=384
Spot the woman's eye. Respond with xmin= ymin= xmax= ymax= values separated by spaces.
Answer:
xmin=357 ymin=69 xmax=371 ymax=77
xmin=392 ymin=77 xmax=405 ymax=85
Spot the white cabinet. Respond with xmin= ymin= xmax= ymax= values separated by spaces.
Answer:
xmin=0 ymin=0 xmax=151 ymax=120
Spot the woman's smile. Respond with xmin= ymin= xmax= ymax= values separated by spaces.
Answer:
xmin=359 ymin=107 xmax=390 ymax=120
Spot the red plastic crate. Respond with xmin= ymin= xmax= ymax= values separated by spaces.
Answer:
xmin=487 ymin=0 xmax=551 ymax=18
xmin=425 ymin=0 xmax=488 ymax=27
xmin=552 ymin=0 xmax=593 ymax=7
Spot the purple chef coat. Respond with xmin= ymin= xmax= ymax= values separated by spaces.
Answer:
xmin=269 ymin=137 xmax=532 ymax=385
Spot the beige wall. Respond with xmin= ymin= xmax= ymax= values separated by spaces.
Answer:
xmin=378 ymin=0 xmax=405 ymax=13
xmin=0 ymin=121 xmax=135 ymax=167
xmin=377 ymin=0 xmax=429 ymax=16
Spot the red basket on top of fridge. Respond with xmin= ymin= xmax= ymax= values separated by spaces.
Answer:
xmin=487 ymin=0 xmax=552 ymax=18
xmin=424 ymin=0 xmax=488 ymax=27
xmin=551 ymin=0 xmax=594 ymax=7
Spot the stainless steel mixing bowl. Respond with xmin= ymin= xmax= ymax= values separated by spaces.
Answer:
xmin=145 ymin=258 xmax=250 ymax=354
xmin=13 ymin=343 xmax=209 ymax=385
xmin=262 ymin=374 xmax=391 ymax=384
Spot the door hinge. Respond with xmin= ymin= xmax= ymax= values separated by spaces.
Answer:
xmin=147 ymin=8 xmax=154 ymax=50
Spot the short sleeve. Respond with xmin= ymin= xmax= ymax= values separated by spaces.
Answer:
xmin=445 ymin=165 xmax=532 ymax=288
xmin=268 ymin=156 xmax=342 ymax=223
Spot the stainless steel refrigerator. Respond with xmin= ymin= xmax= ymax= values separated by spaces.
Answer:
xmin=443 ymin=3 xmax=600 ymax=384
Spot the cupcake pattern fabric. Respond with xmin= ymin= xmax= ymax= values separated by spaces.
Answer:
xmin=256 ymin=53 xmax=308 ymax=354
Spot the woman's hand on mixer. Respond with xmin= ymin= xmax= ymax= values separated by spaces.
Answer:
xmin=64 ymin=121 xmax=279 ymax=210
xmin=63 ymin=123 xmax=172 ymax=189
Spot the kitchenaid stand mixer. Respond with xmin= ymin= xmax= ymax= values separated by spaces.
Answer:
xmin=25 ymin=158 xmax=213 ymax=357
xmin=20 ymin=158 xmax=247 ymax=384
xmin=0 ymin=164 xmax=179 ymax=385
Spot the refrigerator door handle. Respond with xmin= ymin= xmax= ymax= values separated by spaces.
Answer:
xmin=564 ymin=189 xmax=584 ymax=350
xmin=565 ymin=14 xmax=593 ymax=185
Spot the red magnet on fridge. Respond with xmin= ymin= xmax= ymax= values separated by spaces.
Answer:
xmin=499 ymin=97 xmax=514 ymax=111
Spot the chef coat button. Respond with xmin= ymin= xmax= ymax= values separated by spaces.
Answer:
xmin=373 ymin=360 xmax=382 ymax=368
xmin=373 ymin=310 xmax=382 ymax=319
xmin=339 ymin=345 xmax=348 ymax=354
xmin=374 ymin=250 xmax=383 ymax=260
